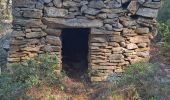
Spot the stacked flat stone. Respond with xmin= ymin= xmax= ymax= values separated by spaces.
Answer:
xmin=10 ymin=0 xmax=161 ymax=81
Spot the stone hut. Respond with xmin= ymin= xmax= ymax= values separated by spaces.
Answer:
xmin=10 ymin=0 xmax=161 ymax=81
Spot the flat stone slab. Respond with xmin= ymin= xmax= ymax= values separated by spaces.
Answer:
xmin=42 ymin=17 xmax=103 ymax=28
xmin=136 ymin=7 xmax=158 ymax=18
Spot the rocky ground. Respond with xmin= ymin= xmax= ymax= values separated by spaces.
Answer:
xmin=150 ymin=44 xmax=170 ymax=84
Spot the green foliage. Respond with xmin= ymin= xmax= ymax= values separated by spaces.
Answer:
xmin=156 ymin=0 xmax=170 ymax=43
xmin=102 ymin=62 xmax=162 ymax=100
xmin=157 ymin=0 xmax=170 ymax=21
xmin=119 ymin=62 xmax=160 ymax=99
xmin=0 ymin=53 xmax=59 ymax=100
xmin=157 ymin=20 xmax=170 ymax=42
xmin=120 ymin=62 xmax=158 ymax=85
xmin=11 ymin=53 xmax=59 ymax=84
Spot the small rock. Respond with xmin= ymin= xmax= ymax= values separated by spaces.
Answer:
xmin=137 ymin=43 xmax=147 ymax=48
xmin=43 ymin=0 xmax=52 ymax=3
xmin=97 ymin=13 xmax=107 ymax=19
xmin=46 ymin=36 xmax=61 ymax=46
xmin=84 ymin=8 xmax=101 ymax=15
xmin=44 ymin=7 xmax=68 ymax=17
xmin=160 ymin=63 xmax=166 ymax=68
xmin=135 ymin=27 xmax=149 ymax=34
xmin=89 ymin=0 xmax=105 ymax=9
xmin=81 ymin=5 xmax=88 ymax=13
xmin=127 ymin=0 xmax=139 ymax=14
xmin=126 ymin=43 xmax=138 ymax=50
xmin=53 ymin=0 xmax=62 ymax=7
xmin=105 ymin=24 xmax=113 ymax=31
xmin=137 ymin=51 xmax=149 ymax=58
xmin=138 ymin=0 xmax=145 ymax=4
xmin=109 ymin=54 xmax=124 ymax=60
xmin=91 ymin=37 xmax=106 ymax=43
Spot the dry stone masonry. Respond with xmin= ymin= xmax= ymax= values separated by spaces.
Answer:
xmin=10 ymin=0 xmax=161 ymax=81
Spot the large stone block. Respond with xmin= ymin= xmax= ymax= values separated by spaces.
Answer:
xmin=23 ymin=9 xmax=43 ymax=18
xmin=126 ymin=43 xmax=138 ymax=50
xmin=46 ymin=36 xmax=61 ymax=46
xmin=91 ymin=28 xmax=112 ymax=35
xmin=109 ymin=54 xmax=124 ymax=60
xmin=128 ymin=36 xmax=150 ymax=43
xmin=13 ymin=0 xmax=36 ymax=7
xmin=136 ymin=7 xmax=159 ymax=18
xmin=26 ymin=31 xmax=47 ymax=38
xmin=44 ymin=29 xmax=61 ymax=36
xmin=110 ymin=36 xmax=125 ymax=42
xmin=12 ymin=31 xmax=25 ymax=37
xmin=84 ymin=8 xmax=101 ymax=15
xmin=42 ymin=18 xmax=103 ymax=28
xmin=41 ymin=45 xmax=61 ymax=52
xmin=63 ymin=1 xmax=80 ymax=7
xmin=135 ymin=27 xmax=149 ymax=34
xmin=89 ymin=0 xmax=105 ymax=9
xmin=91 ymin=37 xmax=106 ymax=43
xmin=127 ymin=0 xmax=139 ymax=14
xmin=53 ymin=0 xmax=62 ymax=7
xmin=44 ymin=7 xmax=68 ymax=17
xmin=13 ymin=19 xmax=43 ymax=28
xmin=143 ymin=1 xmax=161 ymax=9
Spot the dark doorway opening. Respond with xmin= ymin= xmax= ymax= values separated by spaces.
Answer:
xmin=61 ymin=28 xmax=90 ymax=77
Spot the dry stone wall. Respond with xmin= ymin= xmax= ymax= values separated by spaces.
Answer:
xmin=10 ymin=0 xmax=161 ymax=81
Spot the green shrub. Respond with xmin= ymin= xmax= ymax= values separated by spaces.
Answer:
xmin=157 ymin=0 xmax=170 ymax=21
xmin=118 ymin=62 xmax=160 ymax=99
xmin=157 ymin=20 xmax=170 ymax=42
xmin=0 ymin=53 xmax=59 ymax=100
xmin=100 ymin=62 xmax=162 ymax=100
